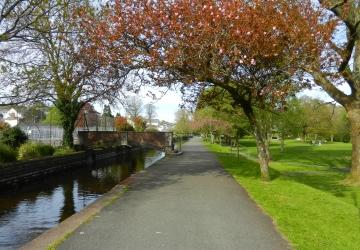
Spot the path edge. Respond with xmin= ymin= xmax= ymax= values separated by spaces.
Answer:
xmin=20 ymin=183 xmax=128 ymax=250
xmin=204 ymin=142 xmax=293 ymax=249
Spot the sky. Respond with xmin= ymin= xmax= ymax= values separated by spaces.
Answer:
xmin=298 ymin=82 xmax=351 ymax=103
xmin=95 ymin=86 xmax=183 ymax=123
xmin=94 ymin=81 xmax=351 ymax=124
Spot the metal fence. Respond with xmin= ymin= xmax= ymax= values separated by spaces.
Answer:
xmin=19 ymin=124 xmax=116 ymax=147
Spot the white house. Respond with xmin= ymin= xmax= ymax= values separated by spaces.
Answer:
xmin=0 ymin=108 xmax=23 ymax=127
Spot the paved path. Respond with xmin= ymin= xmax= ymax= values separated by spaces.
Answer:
xmin=59 ymin=137 xmax=290 ymax=250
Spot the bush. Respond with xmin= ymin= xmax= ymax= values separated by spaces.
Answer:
xmin=0 ymin=121 xmax=10 ymax=131
xmin=114 ymin=116 xmax=134 ymax=131
xmin=145 ymin=127 xmax=159 ymax=132
xmin=0 ymin=126 xmax=28 ymax=148
xmin=0 ymin=143 xmax=17 ymax=164
xmin=53 ymin=146 xmax=76 ymax=156
xmin=18 ymin=142 xmax=55 ymax=160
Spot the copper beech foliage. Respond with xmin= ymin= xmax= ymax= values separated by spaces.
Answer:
xmin=79 ymin=0 xmax=335 ymax=107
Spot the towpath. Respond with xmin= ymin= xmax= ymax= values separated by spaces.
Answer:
xmin=59 ymin=137 xmax=290 ymax=250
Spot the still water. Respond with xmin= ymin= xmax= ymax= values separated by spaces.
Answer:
xmin=0 ymin=149 xmax=165 ymax=249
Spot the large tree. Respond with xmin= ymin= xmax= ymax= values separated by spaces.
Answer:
xmin=145 ymin=103 xmax=157 ymax=126
xmin=305 ymin=1 xmax=360 ymax=182
xmin=124 ymin=96 xmax=144 ymax=120
xmin=0 ymin=0 xmax=48 ymax=47
xmin=0 ymin=0 xmax=55 ymax=105
xmin=83 ymin=0 xmax=332 ymax=180
xmin=1 ymin=0 xmax=134 ymax=147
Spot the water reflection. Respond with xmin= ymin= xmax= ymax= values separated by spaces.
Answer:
xmin=0 ymin=149 xmax=164 ymax=250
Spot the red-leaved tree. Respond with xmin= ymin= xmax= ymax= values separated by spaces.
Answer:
xmin=115 ymin=116 xmax=134 ymax=132
xmin=80 ymin=0 xmax=334 ymax=181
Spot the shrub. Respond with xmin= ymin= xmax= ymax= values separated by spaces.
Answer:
xmin=53 ymin=146 xmax=76 ymax=156
xmin=133 ymin=116 xmax=146 ymax=132
xmin=0 ymin=126 xmax=28 ymax=148
xmin=18 ymin=142 xmax=55 ymax=160
xmin=145 ymin=127 xmax=159 ymax=132
xmin=0 ymin=121 xmax=10 ymax=131
xmin=114 ymin=116 xmax=134 ymax=131
xmin=0 ymin=143 xmax=17 ymax=164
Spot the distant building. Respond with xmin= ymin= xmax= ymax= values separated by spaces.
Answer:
xmin=146 ymin=119 xmax=174 ymax=132
xmin=0 ymin=107 xmax=23 ymax=127
xmin=148 ymin=119 xmax=160 ymax=127
xmin=158 ymin=120 xmax=174 ymax=132
xmin=75 ymin=103 xmax=100 ymax=129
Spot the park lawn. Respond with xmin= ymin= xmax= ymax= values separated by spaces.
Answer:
xmin=206 ymin=139 xmax=360 ymax=250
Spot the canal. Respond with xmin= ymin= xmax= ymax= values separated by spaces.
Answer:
xmin=0 ymin=149 xmax=165 ymax=249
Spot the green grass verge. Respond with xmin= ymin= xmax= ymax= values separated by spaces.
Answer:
xmin=47 ymin=232 xmax=72 ymax=250
xmin=206 ymin=139 xmax=360 ymax=250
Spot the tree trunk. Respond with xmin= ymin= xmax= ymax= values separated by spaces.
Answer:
xmin=253 ymin=126 xmax=271 ymax=181
xmin=348 ymin=109 xmax=360 ymax=183
xmin=330 ymin=134 xmax=334 ymax=143
xmin=63 ymin=120 xmax=75 ymax=147
xmin=236 ymin=137 xmax=240 ymax=159
xmin=56 ymin=100 xmax=83 ymax=148
xmin=280 ymin=130 xmax=285 ymax=153
xmin=241 ymin=102 xmax=271 ymax=181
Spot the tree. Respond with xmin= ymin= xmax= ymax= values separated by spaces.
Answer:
xmin=0 ymin=0 xmax=56 ymax=106
xmin=274 ymin=97 xmax=351 ymax=144
xmin=0 ymin=126 xmax=28 ymax=148
xmin=1 ymin=0 xmax=133 ymax=147
xmin=144 ymin=103 xmax=157 ymax=125
xmin=124 ymin=96 xmax=143 ymax=120
xmin=20 ymin=103 xmax=47 ymax=124
xmin=192 ymin=107 xmax=233 ymax=144
xmin=194 ymin=87 xmax=251 ymax=144
xmin=133 ymin=116 xmax=146 ymax=132
xmin=41 ymin=106 xmax=62 ymax=126
xmin=103 ymin=105 xmax=113 ymax=117
xmin=114 ymin=115 xmax=134 ymax=132
xmin=174 ymin=109 xmax=192 ymax=135
xmin=303 ymin=1 xmax=360 ymax=182
xmin=333 ymin=108 xmax=351 ymax=142
xmin=84 ymin=0 xmax=332 ymax=180
xmin=0 ymin=1 xmax=47 ymax=41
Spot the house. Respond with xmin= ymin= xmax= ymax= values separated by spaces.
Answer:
xmin=0 ymin=107 xmax=23 ymax=127
xmin=158 ymin=120 xmax=174 ymax=132
xmin=75 ymin=103 xmax=100 ymax=129
xmin=147 ymin=118 xmax=160 ymax=128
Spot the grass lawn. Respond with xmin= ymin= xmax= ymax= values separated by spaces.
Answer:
xmin=206 ymin=139 xmax=360 ymax=250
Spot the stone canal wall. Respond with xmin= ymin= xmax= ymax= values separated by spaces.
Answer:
xmin=78 ymin=131 xmax=173 ymax=150
xmin=0 ymin=146 xmax=137 ymax=186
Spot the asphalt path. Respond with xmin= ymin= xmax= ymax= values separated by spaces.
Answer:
xmin=59 ymin=137 xmax=290 ymax=250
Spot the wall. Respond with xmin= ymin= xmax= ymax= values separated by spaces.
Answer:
xmin=77 ymin=131 xmax=173 ymax=150
xmin=0 ymin=146 xmax=137 ymax=186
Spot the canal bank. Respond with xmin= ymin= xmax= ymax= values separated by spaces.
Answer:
xmin=0 ymin=149 xmax=165 ymax=249
xmin=56 ymin=137 xmax=290 ymax=250
xmin=20 ymin=183 xmax=127 ymax=250
xmin=0 ymin=146 xmax=137 ymax=187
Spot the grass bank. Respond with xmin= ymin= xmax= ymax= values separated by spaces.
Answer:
xmin=206 ymin=139 xmax=360 ymax=250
